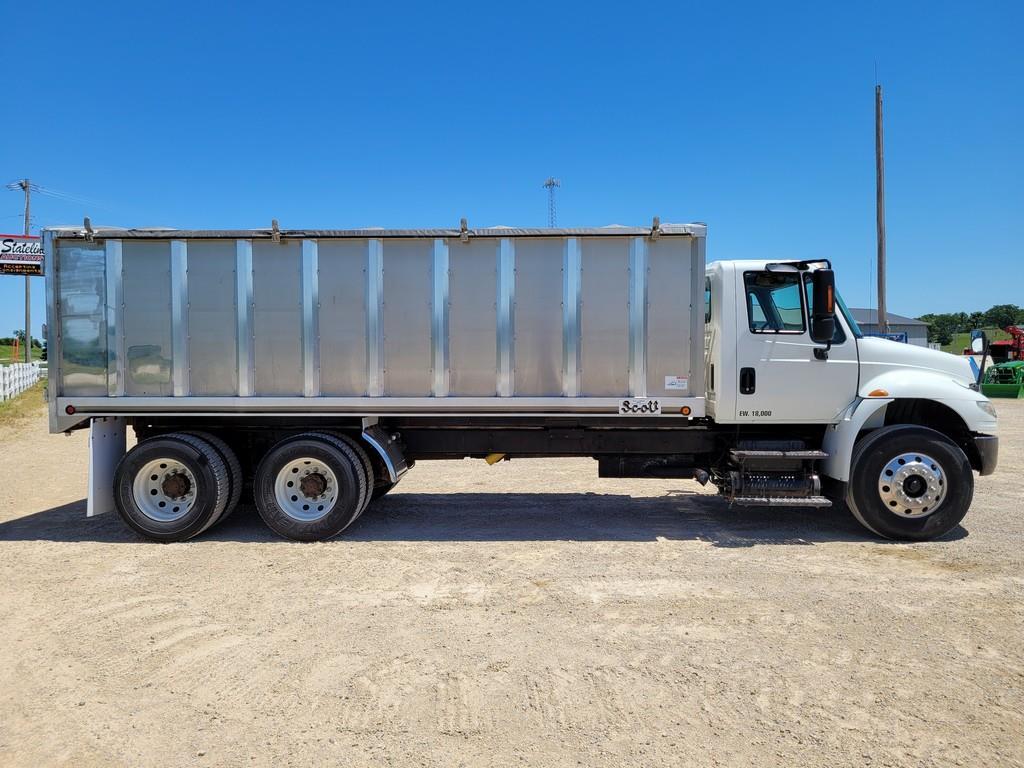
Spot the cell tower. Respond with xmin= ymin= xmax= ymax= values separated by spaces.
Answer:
xmin=542 ymin=177 xmax=561 ymax=227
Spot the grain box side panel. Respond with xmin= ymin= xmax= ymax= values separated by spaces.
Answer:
xmin=646 ymin=238 xmax=694 ymax=398
xmin=580 ymin=237 xmax=629 ymax=396
xmin=122 ymin=241 xmax=173 ymax=396
xmin=383 ymin=240 xmax=433 ymax=397
xmin=318 ymin=239 xmax=369 ymax=396
xmin=57 ymin=243 xmax=108 ymax=396
xmin=449 ymin=239 xmax=498 ymax=396
xmin=513 ymin=238 xmax=563 ymax=396
xmin=252 ymin=241 xmax=303 ymax=396
xmin=187 ymin=241 xmax=238 ymax=396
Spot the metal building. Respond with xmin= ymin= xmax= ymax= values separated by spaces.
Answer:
xmin=849 ymin=308 xmax=929 ymax=347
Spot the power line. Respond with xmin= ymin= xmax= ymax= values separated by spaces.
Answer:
xmin=5 ymin=180 xmax=108 ymax=210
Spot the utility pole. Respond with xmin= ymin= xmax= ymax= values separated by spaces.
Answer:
xmin=543 ymin=177 xmax=561 ymax=227
xmin=18 ymin=179 xmax=31 ymax=363
xmin=875 ymin=86 xmax=888 ymax=335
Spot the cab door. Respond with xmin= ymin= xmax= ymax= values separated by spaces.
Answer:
xmin=733 ymin=268 xmax=858 ymax=423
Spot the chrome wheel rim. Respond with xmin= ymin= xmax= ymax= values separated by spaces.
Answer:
xmin=274 ymin=458 xmax=338 ymax=522
xmin=133 ymin=458 xmax=197 ymax=522
xmin=877 ymin=452 xmax=946 ymax=518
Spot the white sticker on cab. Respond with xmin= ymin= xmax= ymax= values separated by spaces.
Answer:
xmin=664 ymin=375 xmax=688 ymax=390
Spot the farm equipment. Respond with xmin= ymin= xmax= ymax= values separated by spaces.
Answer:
xmin=981 ymin=326 xmax=1024 ymax=398
xmin=986 ymin=325 xmax=1024 ymax=362
xmin=982 ymin=361 xmax=1024 ymax=398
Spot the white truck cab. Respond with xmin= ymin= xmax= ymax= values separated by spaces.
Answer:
xmin=706 ymin=259 xmax=998 ymax=539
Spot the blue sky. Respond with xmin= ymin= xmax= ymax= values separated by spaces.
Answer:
xmin=2 ymin=1 xmax=1020 ymax=338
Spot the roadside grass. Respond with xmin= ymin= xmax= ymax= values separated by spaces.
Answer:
xmin=0 ymin=382 xmax=46 ymax=429
xmin=0 ymin=344 xmax=43 ymax=362
xmin=941 ymin=328 xmax=1009 ymax=354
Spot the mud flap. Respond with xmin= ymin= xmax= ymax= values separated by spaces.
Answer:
xmin=87 ymin=417 xmax=126 ymax=517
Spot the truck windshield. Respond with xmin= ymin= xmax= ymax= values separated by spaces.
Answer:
xmin=835 ymin=292 xmax=863 ymax=338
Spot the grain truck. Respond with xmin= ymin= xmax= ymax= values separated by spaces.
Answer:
xmin=43 ymin=221 xmax=998 ymax=542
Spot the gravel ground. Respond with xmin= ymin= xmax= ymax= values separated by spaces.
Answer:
xmin=1 ymin=400 xmax=1022 ymax=767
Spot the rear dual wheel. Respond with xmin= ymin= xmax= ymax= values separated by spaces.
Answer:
xmin=254 ymin=433 xmax=369 ymax=541
xmin=114 ymin=432 xmax=242 ymax=542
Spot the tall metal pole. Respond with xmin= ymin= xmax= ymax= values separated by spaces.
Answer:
xmin=543 ymin=177 xmax=560 ymax=227
xmin=874 ymin=86 xmax=888 ymax=335
xmin=19 ymin=179 xmax=31 ymax=363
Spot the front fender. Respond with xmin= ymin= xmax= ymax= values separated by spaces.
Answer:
xmin=859 ymin=369 xmax=997 ymax=435
xmin=821 ymin=398 xmax=889 ymax=482
xmin=823 ymin=370 xmax=997 ymax=483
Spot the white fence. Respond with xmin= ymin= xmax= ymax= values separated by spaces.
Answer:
xmin=0 ymin=362 xmax=42 ymax=401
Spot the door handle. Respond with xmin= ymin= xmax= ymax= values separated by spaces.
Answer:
xmin=740 ymin=367 xmax=755 ymax=395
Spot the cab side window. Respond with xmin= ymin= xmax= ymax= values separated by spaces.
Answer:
xmin=744 ymin=272 xmax=805 ymax=333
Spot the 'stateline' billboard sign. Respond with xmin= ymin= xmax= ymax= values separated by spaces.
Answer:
xmin=0 ymin=235 xmax=43 ymax=276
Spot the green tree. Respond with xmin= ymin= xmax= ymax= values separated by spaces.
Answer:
xmin=985 ymin=304 xmax=1022 ymax=329
xmin=918 ymin=313 xmax=957 ymax=345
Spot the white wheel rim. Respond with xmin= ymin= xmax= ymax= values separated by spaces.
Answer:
xmin=274 ymin=458 xmax=339 ymax=522
xmin=133 ymin=458 xmax=198 ymax=522
xmin=877 ymin=452 xmax=946 ymax=519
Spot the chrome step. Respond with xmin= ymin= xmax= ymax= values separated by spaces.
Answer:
xmin=731 ymin=495 xmax=832 ymax=508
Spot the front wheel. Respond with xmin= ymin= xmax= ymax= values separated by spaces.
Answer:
xmin=846 ymin=425 xmax=973 ymax=541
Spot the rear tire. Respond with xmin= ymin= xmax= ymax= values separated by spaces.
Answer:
xmin=181 ymin=431 xmax=243 ymax=521
xmin=846 ymin=425 xmax=973 ymax=541
xmin=254 ymin=434 xmax=367 ymax=541
xmin=114 ymin=435 xmax=230 ymax=542
xmin=314 ymin=432 xmax=374 ymax=516
xmin=371 ymin=480 xmax=398 ymax=500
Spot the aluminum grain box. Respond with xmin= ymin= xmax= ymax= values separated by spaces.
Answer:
xmin=44 ymin=224 xmax=707 ymax=431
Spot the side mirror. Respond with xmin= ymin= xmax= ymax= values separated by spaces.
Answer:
xmin=970 ymin=331 xmax=987 ymax=355
xmin=810 ymin=268 xmax=836 ymax=344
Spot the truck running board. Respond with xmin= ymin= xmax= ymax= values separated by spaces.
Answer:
xmin=730 ymin=449 xmax=829 ymax=461
xmin=731 ymin=496 xmax=832 ymax=508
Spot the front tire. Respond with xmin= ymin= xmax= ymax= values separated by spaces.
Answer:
xmin=846 ymin=425 xmax=973 ymax=541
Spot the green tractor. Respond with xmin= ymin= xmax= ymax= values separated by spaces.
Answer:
xmin=982 ymin=360 xmax=1024 ymax=398
xmin=977 ymin=325 xmax=1024 ymax=398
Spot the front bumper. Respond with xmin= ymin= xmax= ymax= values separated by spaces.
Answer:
xmin=974 ymin=434 xmax=998 ymax=476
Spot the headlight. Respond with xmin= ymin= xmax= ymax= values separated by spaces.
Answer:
xmin=977 ymin=400 xmax=998 ymax=419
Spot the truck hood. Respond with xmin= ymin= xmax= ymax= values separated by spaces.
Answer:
xmin=857 ymin=337 xmax=976 ymax=388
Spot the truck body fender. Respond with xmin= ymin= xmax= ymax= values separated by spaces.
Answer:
xmin=361 ymin=424 xmax=410 ymax=483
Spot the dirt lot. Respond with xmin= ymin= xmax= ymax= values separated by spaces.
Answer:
xmin=1 ymin=398 xmax=1022 ymax=768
